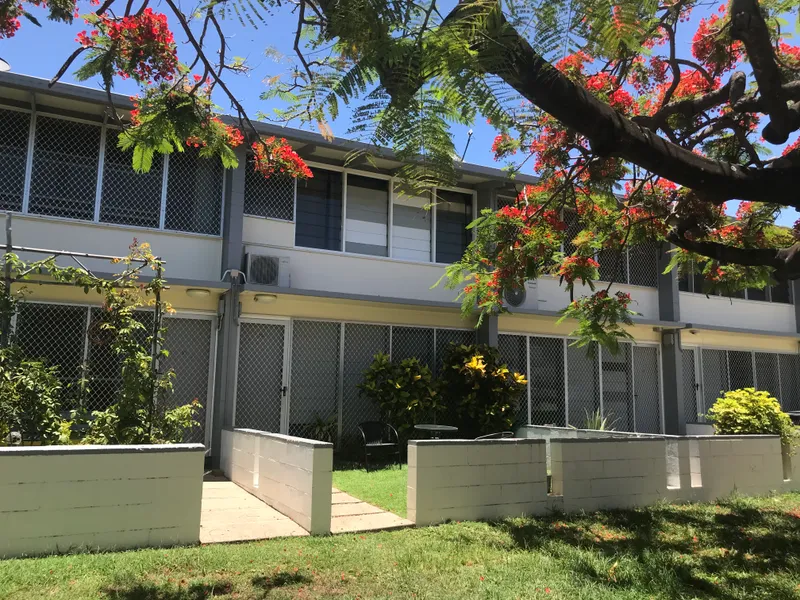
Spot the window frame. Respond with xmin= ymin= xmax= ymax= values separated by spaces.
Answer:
xmin=295 ymin=160 xmax=477 ymax=265
xmin=679 ymin=260 xmax=793 ymax=304
xmin=1 ymin=102 xmax=225 ymax=238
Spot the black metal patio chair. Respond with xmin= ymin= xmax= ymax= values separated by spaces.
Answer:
xmin=357 ymin=421 xmax=400 ymax=468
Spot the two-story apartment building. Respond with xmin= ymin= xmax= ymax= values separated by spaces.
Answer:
xmin=2 ymin=72 xmax=799 ymax=463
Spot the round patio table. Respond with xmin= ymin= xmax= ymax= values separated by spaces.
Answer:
xmin=414 ymin=424 xmax=459 ymax=440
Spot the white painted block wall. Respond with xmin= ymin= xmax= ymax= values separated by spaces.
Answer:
xmin=0 ymin=444 xmax=205 ymax=558
xmin=407 ymin=439 xmax=548 ymax=526
xmin=551 ymin=439 xmax=671 ymax=512
xmin=221 ymin=428 xmax=332 ymax=534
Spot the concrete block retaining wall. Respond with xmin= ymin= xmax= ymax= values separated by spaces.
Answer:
xmin=408 ymin=434 xmax=800 ymax=525
xmin=221 ymin=428 xmax=332 ymax=534
xmin=551 ymin=438 xmax=671 ymax=512
xmin=407 ymin=439 xmax=549 ymax=526
xmin=0 ymin=444 xmax=205 ymax=558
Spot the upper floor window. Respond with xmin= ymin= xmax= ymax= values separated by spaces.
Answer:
xmin=563 ymin=210 xmax=659 ymax=288
xmin=679 ymin=265 xmax=793 ymax=304
xmin=0 ymin=108 xmax=29 ymax=212
xmin=0 ymin=106 xmax=224 ymax=236
xmin=345 ymin=175 xmax=389 ymax=257
xmin=29 ymin=116 xmax=101 ymax=221
xmin=295 ymin=167 xmax=343 ymax=251
xmin=435 ymin=190 xmax=473 ymax=264
xmin=293 ymin=166 xmax=475 ymax=265
xmin=392 ymin=187 xmax=431 ymax=262
xmin=244 ymin=154 xmax=295 ymax=221
xmin=101 ymin=129 xmax=163 ymax=228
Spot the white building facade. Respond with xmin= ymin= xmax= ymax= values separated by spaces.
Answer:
xmin=1 ymin=73 xmax=799 ymax=462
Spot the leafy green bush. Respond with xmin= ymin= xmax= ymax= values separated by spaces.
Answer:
xmin=706 ymin=388 xmax=799 ymax=448
xmin=0 ymin=346 xmax=65 ymax=445
xmin=357 ymin=353 xmax=441 ymax=434
xmin=437 ymin=343 xmax=527 ymax=437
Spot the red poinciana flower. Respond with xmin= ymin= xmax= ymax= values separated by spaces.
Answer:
xmin=77 ymin=8 xmax=178 ymax=83
xmin=252 ymin=137 xmax=313 ymax=179
xmin=0 ymin=2 xmax=23 ymax=38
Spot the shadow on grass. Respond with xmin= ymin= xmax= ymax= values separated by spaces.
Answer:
xmin=490 ymin=495 xmax=800 ymax=599
xmin=103 ymin=572 xmax=312 ymax=600
xmin=251 ymin=571 xmax=311 ymax=592
xmin=104 ymin=579 xmax=235 ymax=599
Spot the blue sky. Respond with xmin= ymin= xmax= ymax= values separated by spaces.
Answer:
xmin=2 ymin=0 xmax=797 ymax=226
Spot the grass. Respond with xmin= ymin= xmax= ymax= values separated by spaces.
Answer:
xmin=2 ymin=493 xmax=800 ymax=599
xmin=332 ymin=463 xmax=408 ymax=517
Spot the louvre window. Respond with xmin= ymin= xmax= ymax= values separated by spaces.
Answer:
xmin=295 ymin=167 xmax=343 ymax=251
xmin=244 ymin=156 xmax=295 ymax=220
xmin=29 ymin=116 xmax=101 ymax=221
xmin=345 ymin=175 xmax=389 ymax=257
xmin=392 ymin=188 xmax=432 ymax=262
xmin=435 ymin=189 xmax=472 ymax=264
xmin=0 ymin=109 xmax=29 ymax=212
xmin=100 ymin=130 xmax=163 ymax=228
xmin=165 ymin=147 xmax=223 ymax=235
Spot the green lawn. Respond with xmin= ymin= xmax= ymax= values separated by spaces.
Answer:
xmin=2 ymin=493 xmax=800 ymax=599
xmin=332 ymin=464 xmax=408 ymax=517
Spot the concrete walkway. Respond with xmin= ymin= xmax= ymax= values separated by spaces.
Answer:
xmin=200 ymin=481 xmax=308 ymax=544
xmin=199 ymin=481 xmax=413 ymax=544
xmin=331 ymin=488 xmax=414 ymax=534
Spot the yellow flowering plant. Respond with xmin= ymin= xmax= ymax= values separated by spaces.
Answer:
xmin=437 ymin=343 xmax=527 ymax=437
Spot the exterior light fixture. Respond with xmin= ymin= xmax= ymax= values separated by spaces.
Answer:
xmin=254 ymin=293 xmax=278 ymax=304
xmin=186 ymin=288 xmax=211 ymax=298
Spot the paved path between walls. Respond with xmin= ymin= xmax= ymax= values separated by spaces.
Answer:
xmin=200 ymin=481 xmax=308 ymax=544
xmin=200 ymin=481 xmax=413 ymax=543
xmin=330 ymin=488 xmax=413 ymax=534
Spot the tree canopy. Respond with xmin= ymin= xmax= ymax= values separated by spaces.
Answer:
xmin=4 ymin=0 xmax=800 ymax=348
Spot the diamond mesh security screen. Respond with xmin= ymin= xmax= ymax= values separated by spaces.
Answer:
xmin=85 ymin=307 xmax=154 ymax=411
xmin=14 ymin=303 xmax=88 ymax=407
xmin=529 ymin=336 xmax=566 ymax=426
xmin=628 ymin=241 xmax=660 ymax=287
xmin=391 ymin=326 xmax=434 ymax=370
xmin=633 ymin=345 xmax=661 ymax=433
xmin=235 ymin=321 xmax=285 ymax=432
xmin=498 ymin=334 xmax=529 ymax=426
xmin=682 ymin=348 xmax=699 ymax=423
xmin=0 ymin=108 xmax=29 ymax=212
xmin=29 ymin=116 xmax=101 ymax=220
xmin=567 ymin=342 xmax=601 ymax=428
xmin=602 ymin=344 xmax=633 ymax=431
xmin=701 ymin=349 xmax=728 ymax=417
xmin=779 ymin=354 xmax=800 ymax=411
xmin=288 ymin=320 xmax=341 ymax=436
xmin=165 ymin=147 xmax=223 ymax=235
xmin=100 ymin=129 xmax=163 ymax=228
xmin=728 ymin=350 xmax=754 ymax=390
xmin=244 ymin=156 xmax=295 ymax=220
xmin=161 ymin=316 xmax=214 ymax=444
xmin=598 ymin=249 xmax=628 ymax=284
xmin=342 ymin=323 xmax=390 ymax=437
xmin=755 ymin=352 xmax=780 ymax=399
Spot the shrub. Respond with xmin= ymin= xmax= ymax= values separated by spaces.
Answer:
xmin=0 ymin=346 xmax=65 ymax=445
xmin=357 ymin=353 xmax=442 ymax=435
xmin=437 ymin=343 xmax=527 ymax=437
xmin=706 ymin=388 xmax=799 ymax=448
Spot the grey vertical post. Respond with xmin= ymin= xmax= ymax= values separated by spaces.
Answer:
xmin=657 ymin=244 xmax=685 ymax=434
xmin=477 ymin=315 xmax=498 ymax=347
xmin=792 ymin=280 xmax=800 ymax=334
xmin=210 ymin=149 xmax=246 ymax=468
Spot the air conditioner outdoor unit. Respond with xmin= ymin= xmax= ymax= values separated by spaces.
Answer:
xmin=244 ymin=253 xmax=290 ymax=287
